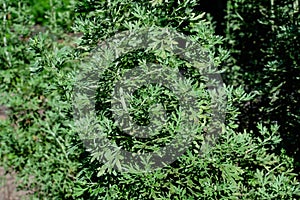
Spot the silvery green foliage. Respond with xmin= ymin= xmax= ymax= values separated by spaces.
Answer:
xmin=71 ymin=0 xmax=300 ymax=199
xmin=73 ymin=25 xmax=226 ymax=175
xmin=0 ymin=0 xmax=299 ymax=199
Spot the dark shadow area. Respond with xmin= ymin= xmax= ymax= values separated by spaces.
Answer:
xmin=195 ymin=0 xmax=227 ymax=35
xmin=222 ymin=0 xmax=300 ymax=178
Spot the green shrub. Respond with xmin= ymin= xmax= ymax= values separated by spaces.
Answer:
xmin=0 ymin=0 xmax=80 ymax=198
xmin=224 ymin=0 xmax=300 ymax=174
xmin=0 ymin=0 xmax=299 ymax=199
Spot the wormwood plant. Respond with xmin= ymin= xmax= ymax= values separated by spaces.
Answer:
xmin=0 ymin=0 xmax=80 ymax=198
xmin=27 ymin=0 xmax=74 ymax=29
xmin=71 ymin=0 xmax=300 ymax=199
xmin=224 ymin=0 xmax=300 ymax=175
xmin=0 ymin=0 xmax=299 ymax=199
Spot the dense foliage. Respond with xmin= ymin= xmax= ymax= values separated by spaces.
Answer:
xmin=0 ymin=0 xmax=299 ymax=199
xmin=224 ymin=0 xmax=300 ymax=175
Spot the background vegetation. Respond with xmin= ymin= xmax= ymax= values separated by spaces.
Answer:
xmin=0 ymin=0 xmax=299 ymax=199
xmin=224 ymin=0 xmax=300 ymax=177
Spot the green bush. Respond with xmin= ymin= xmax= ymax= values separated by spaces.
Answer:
xmin=0 ymin=0 xmax=79 ymax=198
xmin=0 ymin=0 xmax=299 ymax=199
xmin=224 ymin=0 xmax=300 ymax=174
